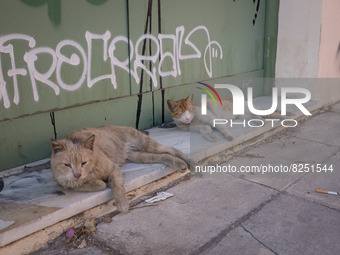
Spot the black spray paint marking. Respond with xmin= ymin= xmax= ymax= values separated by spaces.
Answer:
xmin=253 ymin=0 xmax=261 ymax=26
xmin=148 ymin=1 xmax=155 ymax=127
xmin=135 ymin=0 xmax=153 ymax=129
xmin=50 ymin=112 xmax=57 ymax=139
xmin=233 ymin=0 xmax=261 ymax=26
xmin=158 ymin=0 xmax=165 ymax=123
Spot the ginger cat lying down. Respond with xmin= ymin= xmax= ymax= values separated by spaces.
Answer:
xmin=51 ymin=125 xmax=191 ymax=213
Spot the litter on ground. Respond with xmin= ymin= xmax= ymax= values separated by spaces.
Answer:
xmin=145 ymin=192 xmax=174 ymax=204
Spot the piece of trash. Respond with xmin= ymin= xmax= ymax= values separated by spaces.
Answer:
xmin=145 ymin=192 xmax=174 ymax=203
xmin=84 ymin=218 xmax=96 ymax=234
xmin=66 ymin=220 xmax=97 ymax=249
xmin=77 ymin=239 xmax=87 ymax=249
xmin=315 ymin=189 xmax=339 ymax=196
xmin=0 ymin=220 xmax=14 ymax=230
xmin=66 ymin=228 xmax=75 ymax=238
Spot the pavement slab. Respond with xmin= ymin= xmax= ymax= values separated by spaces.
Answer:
xmin=330 ymin=101 xmax=340 ymax=113
xmin=286 ymin=148 xmax=340 ymax=210
xmin=201 ymin=226 xmax=275 ymax=255
xmin=211 ymin=134 xmax=338 ymax=191
xmin=295 ymin=111 xmax=340 ymax=146
xmin=242 ymin=194 xmax=340 ymax=255
xmin=94 ymin=177 xmax=277 ymax=255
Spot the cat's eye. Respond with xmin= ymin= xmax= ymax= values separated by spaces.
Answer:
xmin=81 ymin=161 xmax=87 ymax=166
xmin=64 ymin=163 xmax=71 ymax=168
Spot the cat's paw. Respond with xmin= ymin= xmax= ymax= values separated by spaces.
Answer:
xmin=115 ymin=199 xmax=129 ymax=214
xmin=174 ymin=159 xmax=188 ymax=173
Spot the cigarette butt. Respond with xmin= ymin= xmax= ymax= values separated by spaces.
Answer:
xmin=315 ymin=189 xmax=338 ymax=196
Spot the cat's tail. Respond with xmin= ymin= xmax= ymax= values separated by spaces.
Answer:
xmin=127 ymin=132 xmax=196 ymax=172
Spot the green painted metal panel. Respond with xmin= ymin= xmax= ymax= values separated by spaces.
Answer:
xmin=0 ymin=0 xmax=277 ymax=171
xmin=54 ymin=96 xmax=140 ymax=138
xmin=127 ymin=0 xmax=267 ymax=93
xmin=0 ymin=0 xmax=130 ymax=121
xmin=159 ymin=0 xmax=266 ymax=85
xmin=127 ymin=0 xmax=267 ymax=130
xmin=0 ymin=113 xmax=54 ymax=170
xmin=263 ymin=0 xmax=279 ymax=94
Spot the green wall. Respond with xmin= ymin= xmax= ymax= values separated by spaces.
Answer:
xmin=0 ymin=0 xmax=278 ymax=171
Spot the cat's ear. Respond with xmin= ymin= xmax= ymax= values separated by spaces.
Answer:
xmin=82 ymin=135 xmax=95 ymax=151
xmin=167 ymin=100 xmax=176 ymax=111
xmin=186 ymin=94 xmax=194 ymax=102
xmin=51 ymin=140 xmax=66 ymax=154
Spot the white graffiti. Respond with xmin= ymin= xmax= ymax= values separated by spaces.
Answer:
xmin=0 ymin=25 xmax=223 ymax=109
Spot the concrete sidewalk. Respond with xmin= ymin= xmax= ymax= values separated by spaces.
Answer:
xmin=30 ymin=102 xmax=340 ymax=255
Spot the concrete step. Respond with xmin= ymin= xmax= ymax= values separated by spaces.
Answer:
xmin=0 ymin=127 xmax=190 ymax=248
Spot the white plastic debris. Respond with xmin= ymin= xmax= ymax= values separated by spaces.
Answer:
xmin=0 ymin=219 xmax=14 ymax=230
xmin=145 ymin=192 xmax=174 ymax=204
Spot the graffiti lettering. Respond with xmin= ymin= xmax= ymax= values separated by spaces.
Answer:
xmin=0 ymin=25 xmax=222 ymax=108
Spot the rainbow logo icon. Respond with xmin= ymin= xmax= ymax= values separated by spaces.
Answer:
xmin=196 ymin=82 xmax=223 ymax=106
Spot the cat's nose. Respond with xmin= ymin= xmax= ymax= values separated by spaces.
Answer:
xmin=73 ymin=170 xmax=81 ymax=179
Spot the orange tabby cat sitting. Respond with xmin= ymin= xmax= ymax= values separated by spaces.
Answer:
xmin=51 ymin=125 xmax=191 ymax=213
